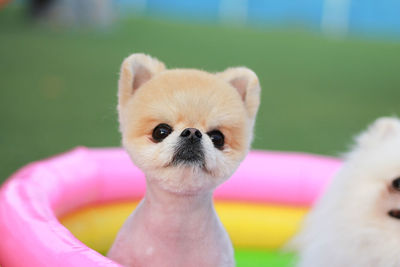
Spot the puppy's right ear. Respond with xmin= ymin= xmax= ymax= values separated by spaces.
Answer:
xmin=356 ymin=117 xmax=400 ymax=148
xmin=216 ymin=67 xmax=261 ymax=119
xmin=118 ymin=53 xmax=165 ymax=108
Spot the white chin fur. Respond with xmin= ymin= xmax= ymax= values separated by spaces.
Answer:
xmin=146 ymin=166 xmax=217 ymax=194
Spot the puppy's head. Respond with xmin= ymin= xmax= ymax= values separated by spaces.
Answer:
xmin=347 ymin=117 xmax=400 ymax=223
xmin=117 ymin=54 xmax=260 ymax=193
xmin=289 ymin=118 xmax=400 ymax=260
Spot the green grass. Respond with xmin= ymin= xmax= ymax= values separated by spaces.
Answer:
xmin=1 ymin=7 xmax=400 ymax=183
xmin=235 ymin=250 xmax=296 ymax=267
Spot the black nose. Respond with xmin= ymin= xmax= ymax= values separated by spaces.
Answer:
xmin=180 ymin=128 xmax=202 ymax=139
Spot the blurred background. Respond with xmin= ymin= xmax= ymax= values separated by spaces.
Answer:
xmin=1 ymin=0 xmax=399 ymax=184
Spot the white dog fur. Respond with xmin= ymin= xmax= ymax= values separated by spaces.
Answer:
xmin=291 ymin=117 xmax=400 ymax=267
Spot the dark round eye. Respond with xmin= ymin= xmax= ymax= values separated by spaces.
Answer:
xmin=389 ymin=209 xmax=400 ymax=219
xmin=392 ymin=177 xmax=400 ymax=190
xmin=152 ymin=124 xmax=173 ymax=142
xmin=207 ymin=130 xmax=224 ymax=149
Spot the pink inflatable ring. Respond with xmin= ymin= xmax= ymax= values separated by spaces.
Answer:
xmin=0 ymin=147 xmax=341 ymax=266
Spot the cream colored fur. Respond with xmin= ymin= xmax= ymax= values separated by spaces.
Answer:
xmin=291 ymin=117 xmax=400 ymax=267
xmin=108 ymin=53 xmax=261 ymax=267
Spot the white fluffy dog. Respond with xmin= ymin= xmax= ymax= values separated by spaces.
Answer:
xmin=291 ymin=117 xmax=400 ymax=267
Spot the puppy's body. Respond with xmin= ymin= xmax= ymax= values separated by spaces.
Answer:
xmin=291 ymin=117 xmax=400 ymax=267
xmin=108 ymin=54 xmax=260 ymax=267
xmin=108 ymin=185 xmax=233 ymax=267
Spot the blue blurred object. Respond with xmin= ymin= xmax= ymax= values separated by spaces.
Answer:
xmin=349 ymin=0 xmax=400 ymax=36
xmin=116 ymin=0 xmax=400 ymax=39
xmin=247 ymin=0 xmax=323 ymax=27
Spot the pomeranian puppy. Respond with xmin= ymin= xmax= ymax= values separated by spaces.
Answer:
xmin=107 ymin=53 xmax=261 ymax=267
xmin=291 ymin=117 xmax=400 ymax=267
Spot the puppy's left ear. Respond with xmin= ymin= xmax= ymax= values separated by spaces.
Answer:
xmin=217 ymin=67 xmax=261 ymax=119
xmin=356 ymin=117 xmax=400 ymax=148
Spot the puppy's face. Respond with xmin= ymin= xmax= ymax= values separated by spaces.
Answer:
xmin=117 ymin=54 xmax=260 ymax=193
xmin=341 ymin=117 xmax=400 ymax=225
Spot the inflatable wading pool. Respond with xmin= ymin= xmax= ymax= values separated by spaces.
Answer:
xmin=0 ymin=147 xmax=341 ymax=267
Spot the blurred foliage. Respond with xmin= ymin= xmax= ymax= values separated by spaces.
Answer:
xmin=1 ymin=6 xmax=400 ymax=183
